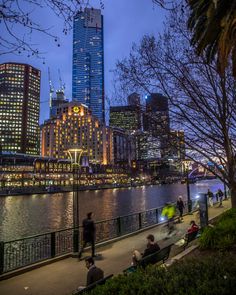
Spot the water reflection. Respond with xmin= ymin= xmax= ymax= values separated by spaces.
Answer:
xmin=0 ymin=179 xmax=224 ymax=241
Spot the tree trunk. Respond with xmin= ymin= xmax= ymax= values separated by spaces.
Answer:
xmin=230 ymin=182 xmax=236 ymax=208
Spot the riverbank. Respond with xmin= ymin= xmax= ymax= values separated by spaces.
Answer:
xmin=0 ymin=198 xmax=231 ymax=295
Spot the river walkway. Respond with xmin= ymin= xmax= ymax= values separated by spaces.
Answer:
xmin=0 ymin=199 xmax=231 ymax=295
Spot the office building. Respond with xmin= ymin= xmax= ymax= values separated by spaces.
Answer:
xmin=169 ymin=130 xmax=185 ymax=160
xmin=72 ymin=8 xmax=105 ymax=122
xmin=41 ymin=102 xmax=113 ymax=164
xmin=143 ymin=93 xmax=170 ymax=158
xmin=112 ymin=128 xmax=136 ymax=165
xmin=127 ymin=92 xmax=140 ymax=106
xmin=0 ymin=62 xmax=40 ymax=155
xmin=109 ymin=105 xmax=142 ymax=131
xmin=50 ymin=89 xmax=68 ymax=118
xmin=135 ymin=131 xmax=161 ymax=161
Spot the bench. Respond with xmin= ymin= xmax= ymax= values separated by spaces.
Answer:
xmin=73 ymin=274 xmax=113 ymax=294
xmin=123 ymin=244 xmax=172 ymax=274
xmin=183 ymin=230 xmax=199 ymax=250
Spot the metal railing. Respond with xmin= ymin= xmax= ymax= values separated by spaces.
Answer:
xmin=0 ymin=201 xmax=189 ymax=275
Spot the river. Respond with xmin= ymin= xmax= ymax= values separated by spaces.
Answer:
xmin=0 ymin=179 xmax=223 ymax=241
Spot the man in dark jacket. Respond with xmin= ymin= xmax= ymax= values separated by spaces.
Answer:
xmin=132 ymin=234 xmax=160 ymax=265
xmin=77 ymin=257 xmax=104 ymax=291
xmin=177 ymin=196 xmax=185 ymax=222
xmin=85 ymin=257 xmax=104 ymax=286
xmin=78 ymin=212 xmax=96 ymax=259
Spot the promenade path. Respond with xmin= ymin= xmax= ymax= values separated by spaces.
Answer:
xmin=0 ymin=199 xmax=231 ymax=295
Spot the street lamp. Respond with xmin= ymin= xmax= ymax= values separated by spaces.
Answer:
xmin=67 ymin=148 xmax=87 ymax=254
xmin=183 ymin=160 xmax=192 ymax=213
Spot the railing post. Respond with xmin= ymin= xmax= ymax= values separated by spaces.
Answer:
xmin=0 ymin=241 xmax=4 ymax=275
xmin=139 ymin=212 xmax=142 ymax=229
xmin=73 ymin=228 xmax=79 ymax=253
xmin=156 ymin=209 xmax=159 ymax=224
xmin=117 ymin=217 xmax=121 ymax=236
xmin=51 ymin=232 xmax=56 ymax=258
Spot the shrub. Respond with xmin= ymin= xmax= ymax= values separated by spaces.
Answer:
xmin=199 ymin=208 xmax=236 ymax=250
xmin=88 ymin=254 xmax=236 ymax=295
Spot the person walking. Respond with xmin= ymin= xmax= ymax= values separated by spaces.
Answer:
xmin=207 ymin=189 xmax=214 ymax=207
xmin=79 ymin=212 xmax=96 ymax=259
xmin=177 ymin=196 xmax=185 ymax=222
xmin=217 ymin=188 xmax=224 ymax=207
xmin=161 ymin=202 xmax=176 ymax=235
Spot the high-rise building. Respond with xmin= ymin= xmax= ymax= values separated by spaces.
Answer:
xmin=169 ymin=130 xmax=185 ymax=160
xmin=135 ymin=131 xmax=161 ymax=161
xmin=0 ymin=62 xmax=40 ymax=155
xmin=109 ymin=105 xmax=142 ymax=131
xmin=72 ymin=8 xmax=105 ymax=122
xmin=143 ymin=93 xmax=170 ymax=158
xmin=50 ymin=90 xmax=68 ymax=118
xmin=112 ymin=128 xmax=136 ymax=165
xmin=41 ymin=102 xmax=113 ymax=164
xmin=127 ymin=92 xmax=140 ymax=106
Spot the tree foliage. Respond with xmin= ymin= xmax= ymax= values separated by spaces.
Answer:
xmin=115 ymin=5 xmax=236 ymax=207
xmin=0 ymin=0 xmax=104 ymax=58
xmin=187 ymin=0 xmax=236 ymax=76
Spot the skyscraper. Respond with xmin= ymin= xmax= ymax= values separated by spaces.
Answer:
xmin=0 ymin=62 xmax=40 ymax=155
xmin=72 ymin=8 xmax=105 ymax=122
xmin=109 ymin=105 xmax=142 ymax=131
xmin=143 ymin=93 xmax=170 ymax=158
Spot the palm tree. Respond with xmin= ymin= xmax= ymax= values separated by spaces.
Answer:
xmin=187 ymin=0 xmax=236 ymax=76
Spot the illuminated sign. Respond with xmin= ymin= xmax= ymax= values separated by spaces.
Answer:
xmin=73 ymin=106 xmax=80 ymax=113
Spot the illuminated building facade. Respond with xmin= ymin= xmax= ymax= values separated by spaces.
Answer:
xmin=0 ymin=62 xmax=40 ymax=155
xmin=109 ymin=105 xmax=142 ymax=131
xmin=50 ymin=90 xmax=68 ymax=118
xmin=41 ymin=102 xmax=113 ymax=164
xmin=72 ymin=8 xmax=105 ymax=122
xmin=169 ymin=130 xmax=185 ymax=160
xmin=112 ymin=128 xmax=136 ymax=165
xmin=135 ymin=131 xmax=161 ymax=161
xmin=143 ymin=93 xmax=170 ymax=158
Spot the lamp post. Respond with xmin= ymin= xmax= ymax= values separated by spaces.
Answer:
xmin=183 ymin=160 xmax=192 ymax=213
xmin=67 ymin=148 xmax=86 ymax=254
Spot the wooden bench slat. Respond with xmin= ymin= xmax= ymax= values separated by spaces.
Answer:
xmin=123 ymin=244 xmax=172 ymax=275
xmin=73 ymin=274 xmax=113 ymax=294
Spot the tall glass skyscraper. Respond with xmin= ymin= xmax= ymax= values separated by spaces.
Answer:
xmin=72 ymin=8 xmax=105 ymax=122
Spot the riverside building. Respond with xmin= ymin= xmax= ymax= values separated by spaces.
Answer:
xmin=72 ymin=8 xmax=105 ymax=122
xmin=41 ymin=102 xmax=113 ymax=165
xmin=0 ymin=62 xmax=40 ymax=155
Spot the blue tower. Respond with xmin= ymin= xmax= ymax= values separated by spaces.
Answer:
xmin=72 ymin=8 xmax=105 ymax=122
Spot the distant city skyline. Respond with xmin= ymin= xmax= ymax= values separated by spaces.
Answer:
xmin=0 ymin=0 xmax=165 ymax=124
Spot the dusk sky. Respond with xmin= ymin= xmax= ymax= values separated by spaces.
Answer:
xmin=0 ymin=0 xmax=165 ymax=124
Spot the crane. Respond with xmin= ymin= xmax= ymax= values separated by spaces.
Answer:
xmin=48 ymin=67 xmax=54 ymax=108
xmin=58 ymin=69 xmax=65 ymax=92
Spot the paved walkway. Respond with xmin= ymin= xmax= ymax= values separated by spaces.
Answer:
xmin=0 ymin=199 xmax=231 ymax=295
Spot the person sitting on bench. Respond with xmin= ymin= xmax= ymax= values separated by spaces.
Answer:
xmin=187 ymin=220 xmax=199 ymax=234
xmin=132 ymin=234 xmax=160 ymax=266
xmin=77 ymin=257 xmax=104 ymax=291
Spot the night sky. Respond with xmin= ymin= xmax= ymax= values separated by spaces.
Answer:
xmin=0 ymin=0 xmax=165 ymax=124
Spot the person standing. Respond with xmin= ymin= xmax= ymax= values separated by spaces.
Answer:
xmin=177 ymin=196 xmax=185 ymax=222
xmin=79 ymin=212 xmax=96 ymax=259
xmin=207 ymin=189 xmax=214 ymax=207
xmin=217 ymin=188 xmax=224 ymax=207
